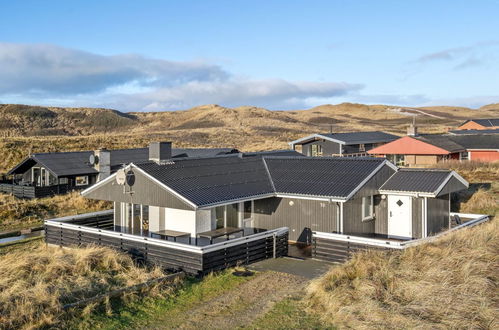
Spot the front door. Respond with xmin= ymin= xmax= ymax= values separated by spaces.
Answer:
xmin=387 ymin=195 xmax=412 ymax=239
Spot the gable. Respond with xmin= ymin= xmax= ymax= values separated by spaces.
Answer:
xmin=368 ymin=136 xmax=451 ymax=155
xmin=82 ymin=166 xmax=195 ymax=210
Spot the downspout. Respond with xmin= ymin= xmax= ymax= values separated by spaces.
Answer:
xmin=423 ymin=197 xmax=428 ymax=238
xmin=340 ymin=202 xmax=344 ymax=233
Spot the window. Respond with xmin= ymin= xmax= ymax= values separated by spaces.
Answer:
xmin=215 ymin=206 xmax=225 ymax=229
xmin=244 ymin=201 xmax=252 ymax=219
xmin=311 ymin=144 xmax=323 ymax=157
xmin=387 ymin=154 xmax=405 ymax=166
xmin=359 ymin=144 xmax=366 ymax=152
xmin=75 ymin=176 xmax=89 ymax=186
xmin=460 ymin=152 xmax=469 ymax=161
xmin=362 ymin=196 xmax=374 ymax=221
xmin=59 ymin=177 xmax=68 ymax=184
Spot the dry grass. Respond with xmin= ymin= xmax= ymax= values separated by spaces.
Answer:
xmin=0 ymin=192 xmax=111 ymax=231
xmin=306 ymin=219 xmax=499 ymax=329
xmin=0 ymin=242 xmax=167 ymax=329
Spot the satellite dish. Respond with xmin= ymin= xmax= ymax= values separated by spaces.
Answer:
xmin=126 ymin=170 xmax=135 ymax=186
xmin=89 ymin=154 xmax=99 ymax=165
xmin=116 ymin=169 xmax=126 ymax=185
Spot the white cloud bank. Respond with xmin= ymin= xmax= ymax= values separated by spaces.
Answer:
xmin=0 ymin=43 xmax=362 ymax=111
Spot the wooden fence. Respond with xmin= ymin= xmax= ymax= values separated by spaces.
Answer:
xmin=0 ymin=183 xmax=70 ymax=199
xmin=312 ymin=212 xmax=489 ymax=263
xmin=45 ymin=211 xmax=288 ymax=276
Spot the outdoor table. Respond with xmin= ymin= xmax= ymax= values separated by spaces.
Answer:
xmin=196 ymin=227 xmax=244 ymax=244
xmin=150 ymin=229 xmax=191 ymax=244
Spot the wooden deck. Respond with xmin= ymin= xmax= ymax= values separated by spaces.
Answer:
xmin=44 ymin=210 xmax=289 ymax=275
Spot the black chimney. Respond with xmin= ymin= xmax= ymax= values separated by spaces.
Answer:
xmin=149 ymin=142 xmax=172 ymax=163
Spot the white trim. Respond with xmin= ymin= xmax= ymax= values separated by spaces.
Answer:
xmin=275 ymin=194 xmax=346 ymax=202
xmin=339 ymin=202 xmax=344 ymax=233
xmin=466 ymin=148 xmax=499 ymax=151
xmin=361 ymin=195 xmax=374 ymax=221
xmin=433 ymin=171 xmax=469 ymax=196
xmin=346 ymin=160 xmax=392 ymax=200
xmin=312 ymin=212 xmax=489 ymax=250
xmin=81 ymin=168 xmax=123 ymax=195
xmin=198 ymin=193 xmax=276 ymax=209
xmin=288 ymin=133 xmax=346 ymax=147
xmin=423 ymin=197 xmax=428 ymax=238
xmin=45 ymin=214 xmax=288 ymax=254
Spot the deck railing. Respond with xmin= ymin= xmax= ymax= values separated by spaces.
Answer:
xmin=312 ymin=212 xmax=489 ymax=263
xmin=45 ymin=211 xmax=288 ymax=275
xmin=0 ymin=183 xmax=70 ymax=199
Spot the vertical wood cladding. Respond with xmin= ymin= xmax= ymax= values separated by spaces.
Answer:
xmin=427 ymin=194 xmax=450 ymax=235
xmin=343 ymin=164 xmax=395 ymax=235
xmin=374 ymin=195 xmax=388 ymax=235
xmin=302 ymin=140 xmax=341 ymax=156
xmin=253 ymin=197 xmax=339 ymax=243
xmin=412 ymin=197 xmax=423 ymax=239
xmin=83 ymin=168 xmax=194 ymax=210
xmin=45 ymin=222 xmax=288 ymax=275
xmin=437 ymin=176 xmax=467 ymax=197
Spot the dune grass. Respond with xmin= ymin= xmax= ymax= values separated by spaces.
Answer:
xmin=0 ymin=242 xmax=167 ymax=330
xmin=0 ymin=191 xmax=111 ymax=232
xmin=306 ymin=219 xmax=499 ymax=329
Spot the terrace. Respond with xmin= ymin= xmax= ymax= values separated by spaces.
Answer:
xmin=45 ymin=210 xmax=289 ymax=275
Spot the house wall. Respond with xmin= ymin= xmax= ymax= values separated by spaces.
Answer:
xmin=343 ymin=164 xmax=396 ymax=235
xmin=437 ymin=176 xmax=467 ymax=197
xmin=404 ymin=155 xmax=439 ymax=166
xmin=469 ymin=150 xmax=499 ymax=162
xmin=374 ymin=195 xmax=423 ymax=239
xmin=253 ymin=197 xmax=339 ymax=243
xmin=83 ymin=168 xmax=194 ymax=210
xmin=427 ymin=194 xmax=450 ymax=236
xmin=302 ymin=140 xmax=341 ymax=156
xmin=164 ymin=207 xmax=197 ymax=237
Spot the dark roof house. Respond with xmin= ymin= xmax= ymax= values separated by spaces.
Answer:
xmin=289 ymin=131 xmax=399 ymax=157
xmin=44 ymin=142 xmax=477 ymax=275
xmin=457 ymin=118 xmax=499 ymax=130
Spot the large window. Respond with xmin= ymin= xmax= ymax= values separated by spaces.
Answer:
xmin=460 ymin=152 xmax=469 ymax=161
xmin=75 ymin=176 xmax=89 ymax=186
xmin=387 ymin=154 xmax=405 ymax=166
xmin=362 ymin=195 xmax=374 ymax=221
xmin=311 ymin=144 xmax=323 ymax=157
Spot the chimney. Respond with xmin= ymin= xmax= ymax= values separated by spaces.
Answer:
xmin=149 ymin=142 xmax=172 ymax=163
xmin=94 ymin=148 xmax=111 ymax=181
xmin=407 ymin=117 xmax=418 ymax=136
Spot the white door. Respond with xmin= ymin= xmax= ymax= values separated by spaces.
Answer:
xmin=388 ymin=195 xmax=412 ymax=239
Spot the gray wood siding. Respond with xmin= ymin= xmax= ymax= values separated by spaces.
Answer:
xmin=427 ymin=194 xmax=450 ymax=235
xmin=253 ymin=197 xmax=339 ymax=243
xmin=302 ymin=140 xmax=341 ymax=156
xmin=437 ymin=176 xmax=467 ymax=196
xmin=412 ymin=197 xmax=423 ymax=239
xmin=374 ymin=195 xmax=388 ymax=235
xmin=343 ymin=164 xmax=396 ymax=235
xmin=83 ymin=169 xmax=194 ymax=210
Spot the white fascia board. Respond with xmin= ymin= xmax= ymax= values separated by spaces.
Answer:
xmin=288 ymin=134 xmax=346 ymax=146
xmin=433 ymin=171 xmax=469 ymax=197
xmin=275 ymin=193 xmax=346 ymax=202
xmin=345 ymin=160 xmax=390 ymax=200
xmin=379 ymin=190 xmax=436 ymax=198
xmin=130 ymin=164 xmax=198 ymax=209
xmin=466 ymin=148 xmax=499 ymax=151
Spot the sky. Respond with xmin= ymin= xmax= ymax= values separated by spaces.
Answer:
xmin=0 ymin=0 xmax=499 ymax=112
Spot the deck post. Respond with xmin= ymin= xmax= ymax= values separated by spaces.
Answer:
xmin=273 ymin=233 xmax=276 ymax=258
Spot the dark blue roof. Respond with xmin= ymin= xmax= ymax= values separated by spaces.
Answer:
xmin=380 ymin=169 xmax=451 ymax=193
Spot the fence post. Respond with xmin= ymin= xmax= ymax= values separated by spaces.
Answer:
xmin=273 ymin=233 xmax=277 ymax=258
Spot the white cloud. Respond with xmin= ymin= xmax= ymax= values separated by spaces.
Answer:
xmin=0 ymin=43 xmax=362 ymax=111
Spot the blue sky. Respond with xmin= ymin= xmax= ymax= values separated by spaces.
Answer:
xmin=1 ymin=0 xmax=498 ymax=111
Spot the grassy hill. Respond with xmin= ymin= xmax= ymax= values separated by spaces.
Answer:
xmin=0 ymin=102 xmax=497 ymax=173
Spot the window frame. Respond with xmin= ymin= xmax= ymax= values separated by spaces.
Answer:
xmin=75 ymin=175 xmax=89 ymax=186
xmin=362 ymin=195 xmax=374 ymax=221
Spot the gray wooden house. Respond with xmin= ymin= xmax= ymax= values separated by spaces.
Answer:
xmin=2 ymin=144 xmax=239 ymax=198
xmin=289 ymin=131 xmax=399 ymax=157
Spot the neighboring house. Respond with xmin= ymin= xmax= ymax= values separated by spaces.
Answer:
xmin=289 ymin=131 xmax=399 ymax=157
xmin=457 ymin=118 xmax=499 ymax=130
xmin=368 ymin=131 xmax=499 ymax=165
xmin=2 ymin=143 xmax=239 ymax=198
xmin=45 ymin=145 xmax=472 ymax=274
xmin=449 ymin=129 xmax=499 ymax=135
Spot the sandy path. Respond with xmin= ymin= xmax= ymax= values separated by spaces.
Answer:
xmin=144 ymin=271 xmax=308 ymax=330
